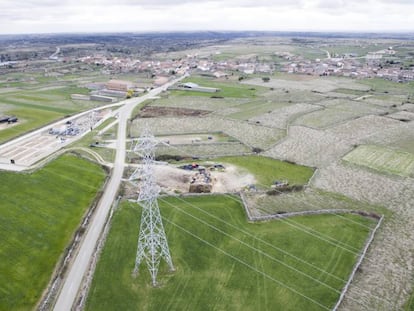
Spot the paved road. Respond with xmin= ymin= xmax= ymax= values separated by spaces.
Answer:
xmin=0 ymin=102 xmax=126 ymax=171
xmin=53 ymin=75 xmax=187 ymax=311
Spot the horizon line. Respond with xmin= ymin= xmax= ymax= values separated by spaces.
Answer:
xmin=0 ymin=29 xmax=413 ymax=37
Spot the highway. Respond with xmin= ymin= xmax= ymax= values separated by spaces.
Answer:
xmin=52 ymin=75 xmax=186 ymax=311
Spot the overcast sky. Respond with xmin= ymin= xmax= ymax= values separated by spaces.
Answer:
xmin=0 ymin=0 xmax=413 ymax=34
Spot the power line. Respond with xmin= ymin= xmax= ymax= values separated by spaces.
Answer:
xmin=162 ymin=136 xmax=377 ymax=231
xmin=129 ymin=132 xmax=391 ymax=307
xmin=160 ymin=198 xmax=343 ymax=294
xmin=169 ymin=195 xmax=392 ymax=309
xmin=172 ymin=194 xmax=348 ymax=283
xmin=161 ymin=195 xmax=391 ymax=309
xmin=161 ymin=215 xmax=332 ymax=311
xmin=181 ymin=193 xmax=359 ymax=255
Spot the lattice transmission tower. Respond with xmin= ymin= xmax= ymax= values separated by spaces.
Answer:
xmin=130 ymin=128 xmax=174 ymax=286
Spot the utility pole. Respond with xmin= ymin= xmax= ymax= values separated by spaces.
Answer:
xmin=130 ymin=128 xmax=174 ymax=286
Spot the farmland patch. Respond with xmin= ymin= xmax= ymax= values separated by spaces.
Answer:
xmin=265 ymin=126 xmax=351 ymax=167
xmin=148 ymin=96 xmax=248 ymax=112
xmin=363 ymin=122 xmax=414 ymax=154
xmin=326 ymin=115 xmax=402 ymax=144
xmin=250 ymin=103 xmax=321 ymax=129
xmin=131 ymin=117 xmax=285 ymax=150
xmin=293 ymin=102 xmax=387 ymax=129
xmin=221 ymin=99 xmax=288 ymax=120
xmin=243 ymin=76 xmax=370 ymax=93
xmin=0 ymin=154 xmax=106 ymax=310
xmin=86 ymin=196 xmax=375 ymax=311
xmin=0 ymin=108 xmax=63 ymax=144
xmin=213 ymin=155 xmax=314 ymax=187
xmin=243 ymin=188 xmax=384 ymax=218
xmin=343 ymin=145 xmax=414 ymax=177
xmin=138 ymin=106 xmax=210 ymax=118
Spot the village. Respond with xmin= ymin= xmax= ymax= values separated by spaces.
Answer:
xmin=73 ymin=44 xmax=414 ymax=83
xmin=2 ymin=36 xmax=414 ymax=89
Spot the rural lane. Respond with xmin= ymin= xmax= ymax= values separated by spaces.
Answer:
xmin=53 ymin=74 xmax=187 ymax=311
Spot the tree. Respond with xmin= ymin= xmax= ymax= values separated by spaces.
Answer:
xmin=262 ymin=77 xmax=270 ymax=83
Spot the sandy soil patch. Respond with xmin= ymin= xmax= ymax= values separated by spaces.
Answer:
xmin=152 ymin=163 xmax=255 ymax=194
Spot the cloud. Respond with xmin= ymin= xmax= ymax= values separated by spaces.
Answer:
xmin=0 ymin=0 xmax=413 ymax=34
xmin=378 ymin=0 xmax=414 ymax=3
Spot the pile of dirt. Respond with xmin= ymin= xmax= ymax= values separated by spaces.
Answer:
xmin=138 ymin=106 xmax=210 ymax=118
xmin=189 ymin=183 xmax=212 ymax=193
xmin=152 ymin=163 xmax=255 ymax=194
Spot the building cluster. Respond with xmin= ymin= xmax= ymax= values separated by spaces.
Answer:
xmin=77 ymin=55 xmax=188 ymax=76
xmin=2 ymin=43 xmax=412 ymax=85
xmin=77 ymin=53 xmax=274 ymax=78
xmin=279 ymin=48 xmax=414 ymax=82
xmin=76 ymin=46 xmax=414 ymax=83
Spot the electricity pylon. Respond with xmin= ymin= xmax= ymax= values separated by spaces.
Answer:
xmin=131 ymin=128 xmax=174 ymax=286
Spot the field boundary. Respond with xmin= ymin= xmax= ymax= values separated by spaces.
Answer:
xmin=333 ymin=214 xmax=384 ymax=311
xmin=240 ymin=191 xmax=381 ymax=221
xmin=239 ymin=190 xmax=384 ymax=310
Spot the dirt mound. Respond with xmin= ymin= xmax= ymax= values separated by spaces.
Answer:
xmin=152 ymin=163 xmax=255 ymax=194
xmin=138 ymin=106 xmax=210 ymax=118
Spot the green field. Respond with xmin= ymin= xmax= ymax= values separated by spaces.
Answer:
xmin=406 ymin=291 xmax=414 ymax=311
xmin=214 ymin=155 xmax=315 ymax=186
xmin=0 ymin=107 xmax=64 ymax=143
xmin=343 ymin=145 xmax=414 ymax=177
xmin=86 ymin=196 xmax=376 ymax=311
xmin=324 ymin=44 xmax=391 ymax=58
xmin=0 ymin=154 xmax=106 ymax=310
xmin=0 ymin=81 xmax=104 ymax=143
xmin=359 ymin=78 xmax=414 ymax=95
